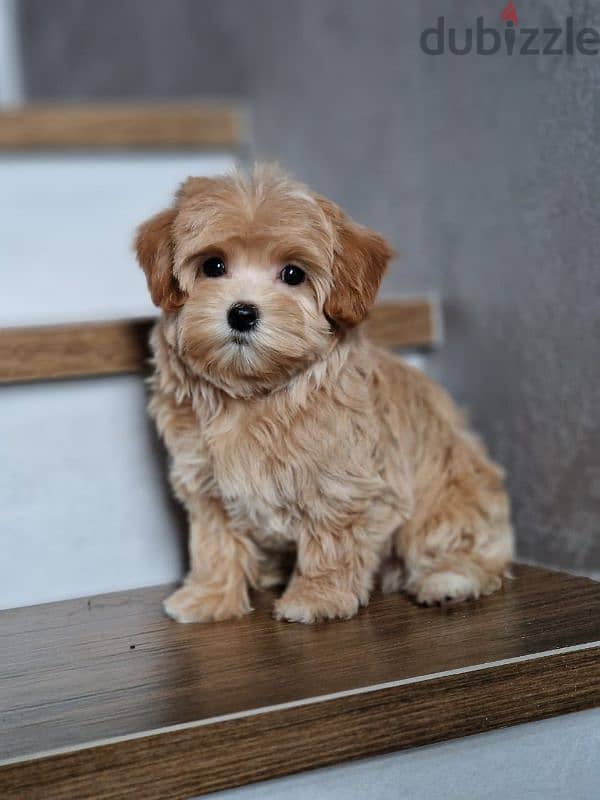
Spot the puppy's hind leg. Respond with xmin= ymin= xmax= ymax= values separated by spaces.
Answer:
xmin=402 ymin=456 xmax=514 ymax=606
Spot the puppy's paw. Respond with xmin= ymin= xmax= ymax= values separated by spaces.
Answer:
xmin=408 ymin=570 xmax=481 ymax=606
xmin=274 ymin=577 xmax=360 ymax=623
xmin=164 ymin=584 xmax=252 ymax=623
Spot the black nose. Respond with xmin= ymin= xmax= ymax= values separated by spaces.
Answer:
xmin=227 ymin=302 xmax=259 ymax=332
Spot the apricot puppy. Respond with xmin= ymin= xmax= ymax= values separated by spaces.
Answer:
xmin=135 ymin=165 xmax=513 ymax=624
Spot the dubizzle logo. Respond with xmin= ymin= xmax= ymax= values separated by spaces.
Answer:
xmin=420 ymin=2 xmax=600 ymax=56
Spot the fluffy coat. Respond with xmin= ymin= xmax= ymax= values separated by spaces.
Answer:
xmin=136 ymin=165 xmax=513 ymax=623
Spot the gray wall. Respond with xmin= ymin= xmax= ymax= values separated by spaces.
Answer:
xmin=16 ymin=0 xmax=600 ymax=573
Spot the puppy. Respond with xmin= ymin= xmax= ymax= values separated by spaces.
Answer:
xmin=135 ymin=164 xmax=513 ymax=624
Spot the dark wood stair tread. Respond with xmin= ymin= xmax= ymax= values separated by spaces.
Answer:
xmin=1 ymin=564 xmax=599 ymax=798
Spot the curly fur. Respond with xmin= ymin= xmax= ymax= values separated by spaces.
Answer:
xmin=135 ymin=164 xmax=514 ymax=624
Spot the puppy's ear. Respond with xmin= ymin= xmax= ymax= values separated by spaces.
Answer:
xmin=134 ymin=209 xmax=186 ymax=312
xmin=317 ymin=197 xmax=393 ymax=328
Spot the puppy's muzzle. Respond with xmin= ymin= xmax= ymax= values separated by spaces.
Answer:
xmin=227 ymin=303 xmax=260 ymax=333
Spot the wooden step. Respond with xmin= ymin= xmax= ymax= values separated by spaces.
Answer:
xmin=1 ymin=565 xmax=598 ymax=799
xmin=0 ymin=298 xmax=440 ymax=384
xmin=0 ymin=103 xmax=246 ymax=151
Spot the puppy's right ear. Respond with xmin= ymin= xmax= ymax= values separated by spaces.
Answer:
xmin=134 ymin=209 xmax=186 ymax=312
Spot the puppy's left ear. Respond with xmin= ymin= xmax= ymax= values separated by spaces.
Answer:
xmin=134 ymin=208 xmax=186 ymax=312
xmin=317 ymin=197 xmax=394 ymax=328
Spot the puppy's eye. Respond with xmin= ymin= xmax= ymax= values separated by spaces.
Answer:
xmin=202 ymin=257 xmax=226 ymax=277
xmin=280 ymin=265 xmax=306 ymax=286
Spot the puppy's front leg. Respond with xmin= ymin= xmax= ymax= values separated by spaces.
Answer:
xmin=274 ymin=525 xmax=379 ymax=624
xmin=164 ymin=497 xmax=259 ymax=623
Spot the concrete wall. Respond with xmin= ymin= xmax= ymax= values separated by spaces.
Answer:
xmin=14 ymin=0 xmax=600 ymax=574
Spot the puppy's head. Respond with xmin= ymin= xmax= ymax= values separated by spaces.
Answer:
xmin=135 ymin=165 xmax=392 ymax=396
